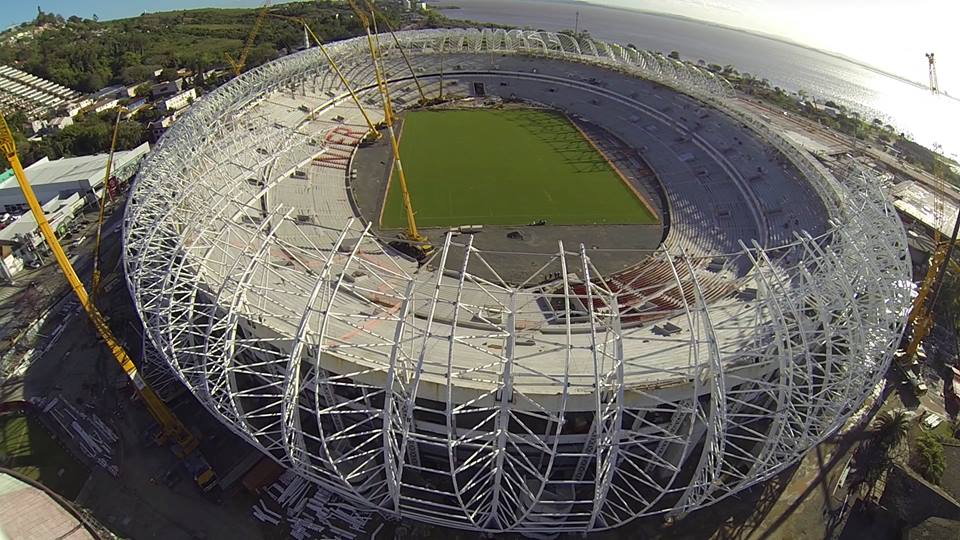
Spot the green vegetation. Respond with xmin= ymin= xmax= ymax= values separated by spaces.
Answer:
xmin=381 ymin=108 xmax=657 ymax=228
xmin=0 ymin=412 xmax=89 ymax=499
xmin=0 ymin=3 xmax=477 ymax=166
xmin=915 ymin=429 xmax=946 ymax=484
xmin=853 ymin=409 xmax=911 ymax=492
xmin=874 ymin=410 xmax=911 ymax=450
xmin=0 ymin=4 xmax=393 ymax=92
xmin=5 ymin=109 xmax=145 ymax=166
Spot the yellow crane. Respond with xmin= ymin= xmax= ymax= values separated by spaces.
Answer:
xmin=90 ymin=107 xmax=124 ymax=299
xmin=266 ymin=12 xmax=380 ymax=138
xmin=0 ymin=113 xmax=216 ymax=490
xmin=899 ymin=148 xmax=960 ymax=392
xmin=226 ymin=2 xmax=270 ymax=76
xmin=362 ymin=0 xmax=427 ymax=104
xmin=349 ymin=0 xmax=431 ymax=252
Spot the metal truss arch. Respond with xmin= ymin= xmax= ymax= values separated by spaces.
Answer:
xmin=124 ymin=28 xmax=910 ymax=535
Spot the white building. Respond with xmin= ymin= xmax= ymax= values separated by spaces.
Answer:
xmin=91 ymin=84 xmax=138 ymax=100
xmin=92 ymin=97 xmax=120 ymax=114
xmin=890 ymin=180 xmax=960 ymax=238
xmin=62 ymin=97 xmax=93 ymax=118
xmin=50 ymin=115 xmax=74 ymax=131
xmin=158 ymin=88 xmax=196 ymax=113
xmin=148 ymin=117 xmax=174 ymax=141
xmin=0 ymin=192 xmax=84 ymax=279
xmin=0 ymin=142 xmax=150 ymax=214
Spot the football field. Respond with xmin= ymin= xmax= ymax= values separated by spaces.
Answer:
xmin=380 ymin=108 xmax=658 ymax=228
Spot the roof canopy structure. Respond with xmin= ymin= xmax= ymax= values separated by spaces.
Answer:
xmin=124 ymin=29 xmax=911 ymax=534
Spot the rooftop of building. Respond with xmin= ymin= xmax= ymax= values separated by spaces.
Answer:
xmin=0 ymin=193 xmax=82 ymax=244
xmin=0 ymin=142 xmax=150 ymax=191
xmin=889 ymin=179 xmax=960 ymax=238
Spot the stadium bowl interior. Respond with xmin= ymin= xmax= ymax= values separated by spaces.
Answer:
xmin=124 ymin=28 xmax=911 ymax=534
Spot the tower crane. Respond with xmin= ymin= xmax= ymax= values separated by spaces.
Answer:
xmin=348 ymin=0 xmax=432 ymax=253
xmin=0 ymin=113 xmax=217 ymax=491
xmin=226 ymin=2 xmax=270 ymax=76
xmin=926 ymin=53 xmax=939 ymax=95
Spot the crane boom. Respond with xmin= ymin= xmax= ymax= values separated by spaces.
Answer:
xmin=363 ymin=0 xmax=426 ymax=104
xmin=0 ymin=113 xmax=215 ymax=489
xmin=904 ymin=206 xmax=960 ymax=359
xmin=898 ymin=142 xmax=959 ymax=397
xmin=349 ymin=1 xmax=430 ymax=251
xmin=226 ymin=2 xmax=270 ymax=76
xmin=91 ymin=107 xmax=124 ymax=299
xmin=266 ymin=13 xmax=380 ymax=138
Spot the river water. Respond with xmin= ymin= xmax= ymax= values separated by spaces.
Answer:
xmin=442 ymin=0 xmax=960 ymax=158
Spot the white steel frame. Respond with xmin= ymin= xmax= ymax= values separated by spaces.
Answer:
xmin=123 ymin=29 xmax=910 ymax=534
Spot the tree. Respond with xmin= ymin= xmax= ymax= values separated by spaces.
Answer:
xmin=134 ymin=107 xmax=162 ymax=123
xmin=79 ymin=71 xmax=107 ymax=93
xmin=915 ymin=430 xmax=945 ymax=484
xmin=668 ymin=51 xmax=680 ymax=60
xmin=158 ymin=68 xmax=179 ymax=82
xmin=873 ymin=410 xmax=910 ymax=450
xmin=114 ymin=121 xmax=145 ymax=150
xmin=134 ymin=83 xmax=153 ymax=97
xmin=121 ymin=65 xmax=155 ymax=85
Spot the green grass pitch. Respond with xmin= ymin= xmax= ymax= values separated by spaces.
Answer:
xmin=379 ymin=108 xmax=658 ymax=229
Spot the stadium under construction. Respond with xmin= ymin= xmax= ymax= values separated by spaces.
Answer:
xmin=123 ymin=28 xmax=912 ymax=535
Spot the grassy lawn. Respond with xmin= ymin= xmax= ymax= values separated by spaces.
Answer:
xmin=380 ymin=108 xmax=658 ymax=228
xmin=0 ymin=413 xmax=88 ymax=499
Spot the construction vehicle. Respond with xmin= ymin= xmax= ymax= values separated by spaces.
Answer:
xmin=348 ymin=0 xmax=432 ymax=254
xmin=226 ymin=2 xmax=270 ymax=76
xmin=896 ymin=146 xmax=960 ymax=395
xmin=0 ymin=113 xmax=217 ymax=492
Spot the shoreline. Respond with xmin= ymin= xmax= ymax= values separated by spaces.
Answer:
xmin=449 ymin=0 xmax=953 ymax=100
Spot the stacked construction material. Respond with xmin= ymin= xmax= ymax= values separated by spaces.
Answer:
xmin=30 ymin=396 xmax=119 ymax=477
xmin=252 ymin=470 xmax=374 ymax=539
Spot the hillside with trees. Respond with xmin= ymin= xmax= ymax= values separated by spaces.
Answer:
xmin=0 ymin=2 xmax=473 ymax=165
xmin=0 ymin=3 xmax=423 ymax=93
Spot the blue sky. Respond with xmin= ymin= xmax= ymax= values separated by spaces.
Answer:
xmin=3 ymin=0 xmax=957 ymax=90
xmin=1 ymin=0 xmax=268 ymax=27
